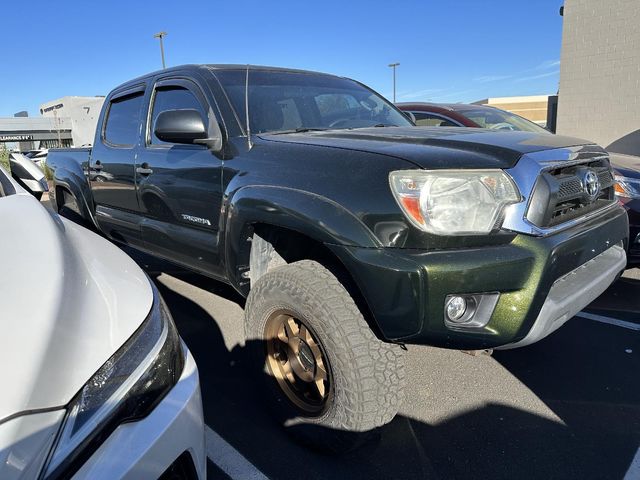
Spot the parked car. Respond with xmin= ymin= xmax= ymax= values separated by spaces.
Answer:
xmin=400 ymin=103 xmax=638 ymax=267
xmin=46 ymin=64 xmax=628 ymax=450
xmin=0 ymin=166 xmax=206 ymax=479
xmin=23 ymin=149 xmax=49 ymax=165
xmin=397 ymin=102 xmax=550 ymax=133
xmin=610 ymin=153 xmax=640 ymax=266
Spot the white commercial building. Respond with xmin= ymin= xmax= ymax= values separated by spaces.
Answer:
xmin=0 ymin=96 xmax=105 ymax=151
xmin=40 ymin=96 xmax=105 ymax=147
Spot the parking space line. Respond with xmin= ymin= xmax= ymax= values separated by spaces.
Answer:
xmin=577 ymin=312 xmax=640 ymax=331
xmin=205 ymin=425 xmax=269 ymax=480
xmin=624 ymin=446 xmax=640 ymax=480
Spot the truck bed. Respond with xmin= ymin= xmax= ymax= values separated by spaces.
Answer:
xmin=46 ymin=147 xmax=92 ymax=177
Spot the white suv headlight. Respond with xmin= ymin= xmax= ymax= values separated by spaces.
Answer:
xmin=389 ymin=169 xmax=521 ymax=235
xmin=41 ymin=284 xmax=184 ymax=480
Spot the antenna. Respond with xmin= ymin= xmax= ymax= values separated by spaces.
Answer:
xmin=245 ymin=65 xmax=253 ymax=149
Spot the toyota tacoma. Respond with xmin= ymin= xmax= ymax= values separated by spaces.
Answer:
xmin=46 ymin=64 xmax=628 ymax=448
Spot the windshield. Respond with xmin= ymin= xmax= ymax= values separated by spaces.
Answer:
xmin=214 ymin=70 xmax=412 ymax=134
xmin=458 ymin=108 xmax=549 ymax=134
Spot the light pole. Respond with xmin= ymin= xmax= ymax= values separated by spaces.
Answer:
xmin=52 ymin=110 xmax=62 ymax=148
xmin=388 ymin=62 xmax=400 ymax=102
xmin=154 ymin=31 xmax=168 ymax=69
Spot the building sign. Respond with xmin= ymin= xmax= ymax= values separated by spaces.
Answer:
xmin=42 ymin=103 xmax=64 ymax=113
xmin=0 ymin=134 xmax=34 ymax=141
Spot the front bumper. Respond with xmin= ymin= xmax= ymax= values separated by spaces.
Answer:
xmin=495 ymin=243 xmax=626 ymax=349
xmin=72 ymin=349 xmax=206 ymax=480
xmin=330 ymin=205 xmax=628 ymax=349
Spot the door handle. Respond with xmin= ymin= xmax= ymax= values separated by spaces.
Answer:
xmin=136 ymin=166 xmax=153 ymax=176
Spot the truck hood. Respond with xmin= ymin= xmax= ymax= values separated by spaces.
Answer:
xmin=260 ymin=126 xmax=593 ymax=169
xmin=0 ymin=192 xmax=152 ymax=423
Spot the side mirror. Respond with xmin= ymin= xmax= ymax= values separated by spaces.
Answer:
xmin=155 ymin=109 xmax=208 ymax=144
xmin=403 ymin=111 xmax=416 ymax=124
xmin=9 ymin=153 xmax=48 ymax=200
xmin=154 ymin=108 xmax=224 ymax=152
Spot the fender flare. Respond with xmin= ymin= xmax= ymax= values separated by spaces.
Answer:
xmin=224 ymin=185 xmax=381 ymax=293
xmin=52 ymin=165 xmax=97 ymax=229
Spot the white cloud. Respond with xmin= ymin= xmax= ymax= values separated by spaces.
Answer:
xmin=514 ymin=70 xmax=560 ymax=82
xmin=397 ymin=88 xmax=444 ymax=100
xmin=473 ymin=74 xmax=512 ymax=83
xmin=472 ymin=59 xmax=560 ymax=87
xmin=430 ymin=89 xmax=475 ymax=101
xmin=534 ymin=59 xmax=561 ymax=70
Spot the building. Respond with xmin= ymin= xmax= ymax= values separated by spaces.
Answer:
xmin=472 ymin=95 xmax=555 ymax=127
xmin=0 ymin=115 xmax=73 ymax=150
xmin=12 ymin=111 xmax=33 ymax=152
xmin=0 ymin=96 xmax=104 ymax=151
xmin=40 ymin=96 xmax=105 ymax=147
xmin=556 ymin=0 xmax=640 ymax=154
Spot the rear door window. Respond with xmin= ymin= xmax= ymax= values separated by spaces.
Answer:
xmin=104 ymin=92 xmax=144 ymax=146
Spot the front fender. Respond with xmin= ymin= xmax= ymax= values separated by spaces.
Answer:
xmin=224 ymin=185 xmax=381 ymax=292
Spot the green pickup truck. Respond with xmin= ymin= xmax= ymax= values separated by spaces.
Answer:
xmin=46 ymin=64 xmax=628 ymax=449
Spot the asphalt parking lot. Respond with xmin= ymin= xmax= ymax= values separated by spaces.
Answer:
xmin=123 ymin=248 xmax=640 ymax=480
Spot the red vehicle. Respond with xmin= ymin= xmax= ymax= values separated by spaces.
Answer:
xmin=397 ymin=102 xmax=549 ymax=133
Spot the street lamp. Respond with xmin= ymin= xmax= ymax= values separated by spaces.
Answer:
xmin=388 ymin=63 xmax=400 ymax=102
xmin=52 ymin=110 xmax=62 ymax=148
xmin=154 ymin=31 xmax=168 ymax=69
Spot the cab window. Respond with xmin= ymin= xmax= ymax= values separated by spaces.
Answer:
xmin=103 ymin=92 xmax=144 ymax=146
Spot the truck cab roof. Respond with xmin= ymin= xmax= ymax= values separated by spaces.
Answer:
xmin=117 ymin=63 xmax=346 ymax=90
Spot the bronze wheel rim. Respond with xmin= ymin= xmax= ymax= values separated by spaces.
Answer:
xmin=264 ymin=311 xmax=332 ymax=414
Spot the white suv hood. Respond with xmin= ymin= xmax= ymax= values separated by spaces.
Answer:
xmin=0 ymin=193 xmax=152 ymax=422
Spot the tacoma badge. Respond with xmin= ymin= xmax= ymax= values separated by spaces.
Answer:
xmin=181 ymin=214 xmax=211 ymax=226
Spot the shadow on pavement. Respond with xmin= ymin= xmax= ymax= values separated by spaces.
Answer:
xmin=147 ymin=262 xmax=640 ymax=480
xmin=585 ymin=274 xmax=640 ymax=314
xmin=493 ymin=313 xmax=640 ymax=480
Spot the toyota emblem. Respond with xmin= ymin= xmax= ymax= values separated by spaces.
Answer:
xmin=583 ymin=170 xmax=600 ymax=200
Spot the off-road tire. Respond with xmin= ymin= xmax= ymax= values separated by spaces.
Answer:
xmin=245 ymin=260 xmax=406 ymax=452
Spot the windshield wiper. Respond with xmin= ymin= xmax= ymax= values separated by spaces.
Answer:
xmin=270 ymin=128 xmax=330 ymax=135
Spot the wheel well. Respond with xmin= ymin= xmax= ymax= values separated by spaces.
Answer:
xmin=251 ymin=224 xmax=386 ymax=341
xmin=54 ymin=185 xmax=94 ymax=229
xmin=55 ymin=185 xmax=72 ymax=212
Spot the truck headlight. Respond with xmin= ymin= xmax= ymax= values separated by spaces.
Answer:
xmin=389 ymin=169 xmax=521 ymax=235
xmin=614 ymin=175 xmax=640 ymax=199
xmin=41 ymin=285 xmax=184 ymax=480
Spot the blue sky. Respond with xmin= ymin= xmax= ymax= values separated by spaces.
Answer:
xmin=0 ymin=0 xmax=564 ymax=117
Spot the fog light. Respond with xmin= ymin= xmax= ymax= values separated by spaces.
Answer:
xmin=446 ymin=296 xmax=467 ymax=322
xmin=444 ymin=293 xmax=500 ymax=330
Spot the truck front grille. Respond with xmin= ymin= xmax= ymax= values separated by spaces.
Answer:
xmin=526 ymin=156 xmax=616 ymax=228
